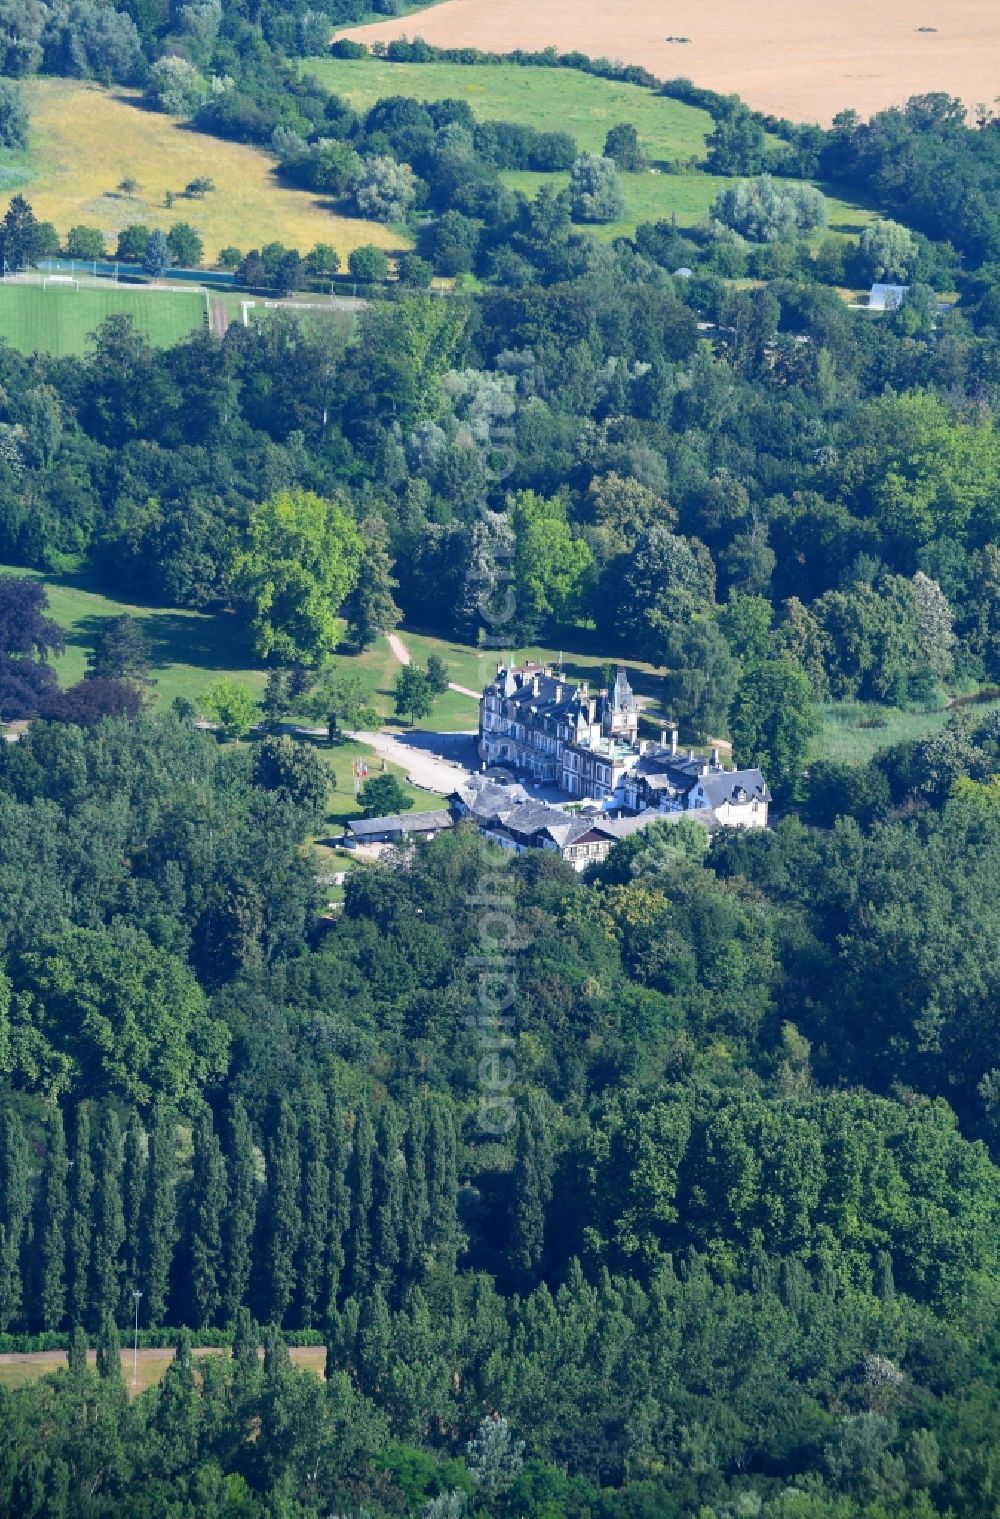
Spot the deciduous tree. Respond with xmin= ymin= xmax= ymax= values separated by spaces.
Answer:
xmin=235 ymin=489 xmax=364 ymax=664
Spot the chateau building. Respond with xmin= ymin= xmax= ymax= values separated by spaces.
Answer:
xmin=478 ymin=663 xmax=770 ymax=827
xmin=479 ymin=663 xmax=639 ymax=800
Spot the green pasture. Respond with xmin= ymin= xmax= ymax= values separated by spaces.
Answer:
xmin=499 ymin=168 xmax=877 ymax=241
xmin=305 ymin=56 xmax=715 ymax=162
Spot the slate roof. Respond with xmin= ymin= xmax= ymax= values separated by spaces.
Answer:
xmin=500 ymin=802 xmax=595 ymax=846
xmin=347 ymin=815 xmax=405 ymax=839
xmin=694 ymin=770 xmax=770 ymax=809
xmin=347 ymin=809 xmax=454 ymax=839
xmin=487 ymin=664 xmax=636 ymax=735
xmin=451 ymin=779 xmax=531 ymax=821
xmin=631 ymin=750 xmax=769 ymax=808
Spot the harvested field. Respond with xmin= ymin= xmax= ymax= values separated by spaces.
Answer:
xmin=339 ymin=0 xmax=1000 ymax=125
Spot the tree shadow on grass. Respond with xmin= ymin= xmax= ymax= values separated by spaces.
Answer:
xmin=65 ymin=607 xmax=256 ymax=677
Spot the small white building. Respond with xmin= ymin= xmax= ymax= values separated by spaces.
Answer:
xmin=622 ymin=743 xmax=770 ymax=828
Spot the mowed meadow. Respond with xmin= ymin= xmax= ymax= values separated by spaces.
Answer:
xmin=12 ymin=78 xmax=409 ymax=263
xmin=306 ymin=56 xmax=878 ymax=240
xmin=307 ymin=56 xmax=716 ymax=161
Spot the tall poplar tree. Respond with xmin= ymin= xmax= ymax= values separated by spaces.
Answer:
xmin=295 ymin=1092 xmax=329 ymax=1328
xmin=96 ymin=1312 xmax=123 ymax=1381
xmin=36 ymin=1106 xmax=69 ymax=1331
xmin=0 ymin=1107 xmax=28 ymax=1331
xmin=372 ymin=1107 xmax=403 ymax=1291
xmin=91 ymin=1107 xmax=125 ymax=1327
xmin=262 ymin=1098 xmax=301 ymax=1325
xmin=426 ymin=1101 xmax=460 ymax=1274
xmin=140 ymin=1104 xmax=177 ymax=1327
xmin=119 ymin=1112 xmax=146 ymax=1322
xmin=356 ymin=1284 xmax=391 ymax=1398
xmin=346 ymin=1103 xmax=374 ymax=1299
xmin=222 ymin=1095 xmax=257 ymax=1323
xmin=187 ymin=1109 xmax=226 ymax=1329
xmin=68 ymin=1105 xmax=94 ymax=1329
xmin=402 ymin=1098 xmax=430 ymax=1276
xmin=321 ymin=1097 xmax=349 ymax=1320
xmin=509 ymin=1095 xmax=554 ymax=1286
xmin=67 ymin=1323 xmax=88 ymax=1374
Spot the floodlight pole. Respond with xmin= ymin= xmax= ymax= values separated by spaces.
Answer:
xmin=132 ymin=1289 xmax=142 ymax=1386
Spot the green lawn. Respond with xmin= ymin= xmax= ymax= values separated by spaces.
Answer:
xmin=0 ymin=563 xmax=267 ymax=709
xmin=499 ymin=168 xmax=877 ymax=242
xmin=318 ymin=736 xmax=431 ymax=830
xmin=0 ymin=283 xmax=206 ymax=357
xmin=304 ymin=57 xmax=715 ymax=163
xmin=401 ymin=627 xmax=667 ymax=708
xmin=299 ymin=58 xmax=871 ymax=247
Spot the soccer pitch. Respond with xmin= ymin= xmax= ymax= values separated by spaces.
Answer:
xmin=0 ymin=283 xmax=207 ymax=356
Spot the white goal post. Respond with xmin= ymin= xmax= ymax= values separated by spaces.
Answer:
xmin=43 ymin=276 xmax=80 ymax=291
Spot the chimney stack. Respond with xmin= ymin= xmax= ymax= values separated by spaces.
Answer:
xmin=711 ymin=746 xmax=720 ymax=768
xmin=531 ymin=674 xmax=540 ymax=697
xmin=671 ymin=728 xmax=679 ymax=756
xmin=555 ymin=681 xmax=565 ymax=703
xmin=660 ymin=728 xmax=667 ymax=748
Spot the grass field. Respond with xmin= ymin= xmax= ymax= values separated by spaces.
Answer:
xmin=17 ymin=78 xmax=409 ymax=265
xmin=303 ymin=57 xmax=874 ymax=243
xmin=0 ymin=282 xmax=206 ymax=357
xmin=0 ymin=565 xmax=446 ymax=833
xmin=0 ymin=149 xmax=32 ymax=196
xmin=320 ymin=735 xmax=431 ymax=829
xmin=400 ymin=628 xmax=668 ymax=719
xmin=498 ymin=168 xmax=877 ymax=242
xmin=306 ymin=56 xmax=715 ymax=163
xmin=811 ymin=698 xmax=1000 ymax=766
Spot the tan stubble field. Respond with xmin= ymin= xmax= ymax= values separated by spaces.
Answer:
xmin=341 ymin=0 xmax=1000 ymax=125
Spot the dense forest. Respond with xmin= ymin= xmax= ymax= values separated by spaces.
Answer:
xmin=2 ymin=1 xmax=1000 ymax=1515
xmin=0 ymin=701 xmax=998 ymax=1515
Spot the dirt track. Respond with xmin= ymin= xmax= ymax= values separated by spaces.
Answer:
xmin=341 ymin=0 xmax=1000 ymax=125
